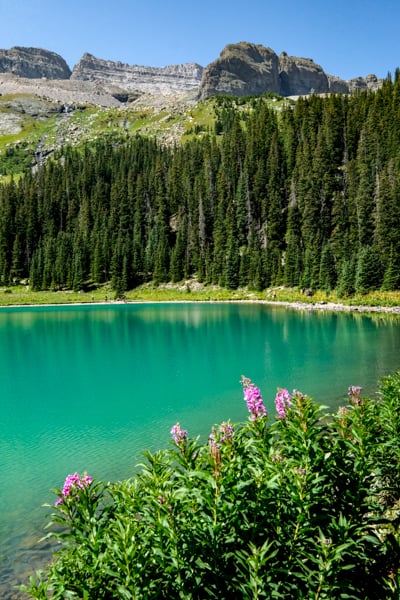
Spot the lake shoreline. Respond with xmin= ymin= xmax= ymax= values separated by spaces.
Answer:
xmin=1 ymin=298 xmax=400 ymax=315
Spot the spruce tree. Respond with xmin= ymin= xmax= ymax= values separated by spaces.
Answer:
xmin=319 ymin=244 xmax=337 ymax=293
xmin=355 ymin=246 xmax=383 ymax=294
xmin=381 ymin=245 xmax=400 ymax=291
xmin=336 ymin=257 xmax=356 ymax=298
xmin=284 ymin=197 xmax=303 ymax=287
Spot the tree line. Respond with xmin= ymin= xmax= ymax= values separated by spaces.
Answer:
xmin=1 ymin=71 xmax=400 ymax=296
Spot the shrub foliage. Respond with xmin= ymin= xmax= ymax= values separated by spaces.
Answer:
xmin=25 ymin=373 xmax=400 ymax=599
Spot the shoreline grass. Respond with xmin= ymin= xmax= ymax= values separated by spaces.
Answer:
xmin=1 ymin=282 xmax=400 ymax=313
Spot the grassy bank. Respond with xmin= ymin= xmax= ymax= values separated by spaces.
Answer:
xmin=1 ymin=282 xmax=400 ymax=310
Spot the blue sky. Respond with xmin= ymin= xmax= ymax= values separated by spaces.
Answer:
xmin=0 ymin=0 xmax=399 ymax=80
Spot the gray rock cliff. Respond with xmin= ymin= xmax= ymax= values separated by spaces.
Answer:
xmin=198 ymin=42 xmax=382 ymax=99
xmin=0 ymin=46 xmax=71 ymax=79
xmin=71 ymin=53 xmax=203 ymax=95
xmin=278 ymin=51 xmax=329 ymax=95
xmin=196 ymin=43 xmax=280 ymax=97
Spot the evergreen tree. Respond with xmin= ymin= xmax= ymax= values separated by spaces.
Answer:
xmin=355 ymin=129 xmax=377 ymax=247
xmin=224 ymin=202 xmax=240 ymax=289
xmin=355 ymin=246 xmax=383 ymax=294
xmin=336 ymin=257 xmax=356 ymax=298
xmin=170 ymin=215 xmax=188 ymax=283
xmin=284 ymin=196 xmax=303 ymax=287
xmin=381 ymin=245 xmax=400 ymax=291
xmin=319 ymin=244 xmax=337 ymax=292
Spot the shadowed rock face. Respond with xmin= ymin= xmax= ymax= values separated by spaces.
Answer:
xmin=71 ymin=53 xmax=203 ymax=95
xmin=278 ymin=52 xmax=329 ymax=95
xmin=198 ymin=42 xmax=382 ymax=98
xmin=197 ymin=43 xmax=281 ymax=97
xmin=0 ymin=46 xmax=71 ymax=79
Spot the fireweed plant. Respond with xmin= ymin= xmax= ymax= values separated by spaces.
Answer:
xmin=24 ymin=373 xmax=400 ymax=599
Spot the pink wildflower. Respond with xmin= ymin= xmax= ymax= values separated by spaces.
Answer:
xmin=348 ymin=385 xmax=362 ymax=404
xmin=275 ymin=388 xmax=292 ymax=419
xmin=209 ymin=421 xmax=234 ymax=448
xmin=241 ymin=376 xmax=267 ymax=421
xmin=55 ymin=472 xmax=93 ymax=506
xmin=170 ymin=422 xmax=188 ymax=447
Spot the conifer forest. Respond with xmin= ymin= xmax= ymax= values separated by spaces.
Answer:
xmin=1 ymin=72 xmax=400 ymax=296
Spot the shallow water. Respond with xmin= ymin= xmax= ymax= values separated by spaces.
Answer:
xmin=1 ymin=302 xmax=400 ymax=597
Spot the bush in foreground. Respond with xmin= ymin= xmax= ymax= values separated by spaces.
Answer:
xmin=24 ymin=374 xmax=400 ymax=599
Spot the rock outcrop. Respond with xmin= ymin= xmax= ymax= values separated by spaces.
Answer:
xmin=0 ymin=46 xmax=71 ymax=79
xmin=71 ymin=53 xmax=203 ymax=95
xmin=278 ymin=51 xmax=329 ymax=95
xmin=198 ymin=42 xmax=382 ymax=99
xmin=196 ymin=43 xmax=280 ymax=97
xmin=347 ymin=73 xmax=382 ymax=92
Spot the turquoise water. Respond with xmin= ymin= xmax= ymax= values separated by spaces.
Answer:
xmin=1 ymin=302 xmax=400 ymax=596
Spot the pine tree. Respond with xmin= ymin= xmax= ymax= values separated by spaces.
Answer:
xmin=355 ymin=128 xmax=377 ymax=247
xmin=10 ymin=234 xmax=24 ymax=283
xmin=29 ymin=250 xmax=42 ymax=292
xmin=381 ymin=245 xmax=400 ymax=290
xmin=319 ymin=244 xmax=337 ymax=292
xmin=152 ymin=161 xmax=171 ymax=284
xmin=336 ymin=257 xmax=356 ymax=298
xmin=355 ymin=246 xmax=383 ymax=294
xmin=170 ymin=216 xmax=187 ymax=283
xmin=374 ymin=162 xmax=400 ymax=275
xmin=284 ymin=195 xmax=303 ymax=287
xmin=224 ymin=202 xmax=240 ymax=289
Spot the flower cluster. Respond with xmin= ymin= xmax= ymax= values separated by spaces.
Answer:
xmin=348 ymin=385 xmax=362 ymax=404
xmin=170 ymin=422 xmax=188 ymax=447
xmin=219 ymin=421 xmax=234 ymax=444
xmin=209 ymin=421 xmax=234 ymax=448
xmin=55 ymin=472 xmax=93 ymax=506
xmin=275 ymin=388 xmax=292 ymax=419
xmin=241 ymin=376 xmax=267 ymax=421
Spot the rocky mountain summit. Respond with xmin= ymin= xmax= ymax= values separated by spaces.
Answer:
xmin=198 ymin=42 xmax=382 ymax=99
xmin=0 ymin=46 xmax=71 ymax=79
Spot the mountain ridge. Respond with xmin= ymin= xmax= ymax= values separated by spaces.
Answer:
xmin=0 ymin=43 xmax=383 ymax=103
xmin=70 ymin=52 xmax=203 ymax=95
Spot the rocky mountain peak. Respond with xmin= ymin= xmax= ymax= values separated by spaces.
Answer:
xmin=198 ymin=41 xmax=382 ymax=99
xmin=0 ymin=46 xmax=71 ymax=79
xmin=205 ymin=42 xmax=280 ymax=96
